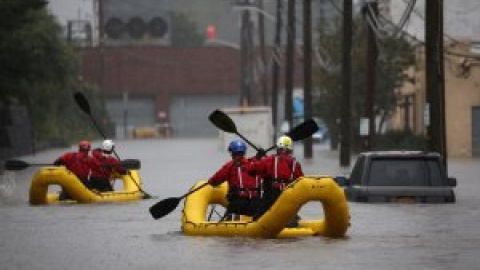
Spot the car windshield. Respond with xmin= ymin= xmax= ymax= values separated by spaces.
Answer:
xmin=367 ymin=158 xmax=442 ymax=186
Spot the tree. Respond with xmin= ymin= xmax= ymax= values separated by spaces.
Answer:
xmin=169 ymin=12 xmax=205 ymax=47
xmin=0 ymin=0 xmax=104 ymax=146
xmin=313 ymin=15 xmax=415 ymax=151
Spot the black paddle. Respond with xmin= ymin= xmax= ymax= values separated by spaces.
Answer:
xmin=265 ymin=118 xmax=319 ymax=152
xmin=149 ymin=110 xmax=253 ymax=219
xmin=4 ymin=159 xmax=141 ymax=171
xmin=208 ymin=109 xmax=260 ymax=151
xmin=149 ymin=182 xmax=209 ymax=219
xmin=148 ymin=111 xmax=319 ymax=220
xmin=74 ymin=92 xmax=153 ymax=199
xmin=209 ymin=109 xmax=319 ymax=152
xmin=4 ymin=160 xmax=56 ymax=171
xmin=74 ymin=92 xmax=108 ymax=139
xmin=120 ymin=159 xmax=141 ymax=170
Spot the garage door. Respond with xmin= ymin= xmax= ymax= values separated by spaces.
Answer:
xmin=473 ymin=107 xmax=480 ymax=156
xmin=106 ymin=96 xmax=155 ymax=139
xmin=169 ymin=94 xmax=239 ymax=137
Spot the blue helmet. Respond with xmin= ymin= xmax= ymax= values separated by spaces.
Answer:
xmin=228 ymin=140 xmax=247 ymax=154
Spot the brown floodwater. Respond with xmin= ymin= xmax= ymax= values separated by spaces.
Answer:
xmin=1 ymin=139 xmax=479 ymax=270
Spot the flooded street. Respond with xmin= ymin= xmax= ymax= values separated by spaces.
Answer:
xmin=1 ymin=138 xmax=480 ymax=270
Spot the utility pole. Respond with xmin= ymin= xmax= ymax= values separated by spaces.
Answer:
xmin=285 ymin=0 xmax=295 ymax=130
xmin=340 ymin=0 xmax=352 ymax=167
xmin=303 ymin=0 xmax=313 ymax=159
xmin=271 ymin=0 xmax=284 ymax=139
xmin=97 ymin=0 xmax=103 ymax=47
xmin=97 ymin=0 xmax=105 ymax=89
xmin=425 ymin=0 xmax=447 ymax=171
xmin=258 ymin=0 xmax=268 ymax=106
xmin=240 ymin=0 xmax=254 ymax=106
xmin=364 ymin=1 xmax=378 ymax=151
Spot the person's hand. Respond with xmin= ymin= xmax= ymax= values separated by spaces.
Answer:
xmin=54 ymin=160 xmax=63 ymax=166
xmin=255 ymin=148 xmax=266 ymax=160
xmin=208 ymin=180 xmax=221 ymax=187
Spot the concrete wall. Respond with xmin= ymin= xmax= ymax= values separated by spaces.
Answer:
xmin=0 ymin=106 xmax=34 ymax=164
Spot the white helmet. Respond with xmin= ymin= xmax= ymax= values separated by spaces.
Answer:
xmin=276 ymin=135 xmax=293 ymax=151
xmin=101 ymin=139 xmax=115 ymax=153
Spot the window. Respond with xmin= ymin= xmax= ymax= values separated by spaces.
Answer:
xmin=368 ymin=159 xmax=428 ymax=186
xmin=349 ymin=156 xmax=365 ymax=185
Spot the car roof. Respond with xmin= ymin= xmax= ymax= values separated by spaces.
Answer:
xmin=359 ymin=151 xmax=441 ymax=159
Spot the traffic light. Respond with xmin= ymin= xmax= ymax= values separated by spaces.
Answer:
xmin=206 ymin=24 xmax=216 ymax=40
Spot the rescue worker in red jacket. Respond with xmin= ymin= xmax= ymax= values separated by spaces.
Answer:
xmin=89 ymin=139 xmax=126 ymax=192
xmin=249 ymin=135 xmax=303 ymax=220
xmin=208 ymin=140 xmax=262 ymax=220
xmin=54 ymin=140 xmax=93 ymax=199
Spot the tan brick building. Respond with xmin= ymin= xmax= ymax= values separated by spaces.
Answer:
xmin=390 ymin=41 xmax=480 ymax=157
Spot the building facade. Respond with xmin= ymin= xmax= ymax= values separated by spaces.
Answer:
xmin=79 ymin=46 xmax=243 ymax=138
xmin=390 ymin=41 xmax=480 ymax=157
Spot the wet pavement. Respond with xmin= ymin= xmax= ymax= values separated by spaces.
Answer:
xmin=1 ymin=138 xmax=480 ymax=270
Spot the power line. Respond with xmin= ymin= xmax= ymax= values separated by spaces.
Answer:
xmin=399 ymin=0 xmax=460 ymax=44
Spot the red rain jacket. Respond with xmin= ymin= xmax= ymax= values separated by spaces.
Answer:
xmin=249 ymin=152 xmax=303 ymax=190
xmin=89 ymin=148 xmax=126 ymax=179
xmin=208 ymin=156 xmax=261 ymax=198
xmin=54 ymin=151 xmax=92 ymax=179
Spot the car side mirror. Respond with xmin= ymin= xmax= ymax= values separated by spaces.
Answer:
xmin=334 ymin=176 xmax=349 ymax=186
xmin=447 ymin=177 xmax=457 ymax=187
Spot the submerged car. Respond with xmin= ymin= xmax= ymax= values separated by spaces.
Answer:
xmin=335 ymin=151 xmax=457 ymax=203
xmin=312 ymin=125 xmax=329 ymax=143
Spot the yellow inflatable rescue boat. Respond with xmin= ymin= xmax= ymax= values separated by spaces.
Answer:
xmin=29 ymin=167 xmax=143 ymax=205
xmin=182 ymin=176 xmax=350 ymax=238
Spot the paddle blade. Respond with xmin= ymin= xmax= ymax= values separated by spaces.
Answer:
xmin=287 ymin=119 xmax=319 ymax=141
xmin=74 ymin=92 xmax=91 ymax=115
xmin=120 ymin=159 xmax=141 ymax=170
xmin=208 ymin=109 xmax=237 ymax=133
xmin=149 ymin=197 xmax=181 ymax=219
xmin=4 ymin=160 xmax=29 ymax=171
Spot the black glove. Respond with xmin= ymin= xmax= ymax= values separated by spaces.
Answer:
xmin=54 ymin=160 xmax=64 ymax=166
xmin=255 ymin=148 xmax=267 ymax=160
xmin=208 ymin=180 xmax=221 ymax=187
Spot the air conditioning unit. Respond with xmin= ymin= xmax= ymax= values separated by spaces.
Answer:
xmin=104 ymin=17 xmax=124 ymax=39
xmin=148 ymin=17 xmax=168 ymax=38
xmin=101 ymin=0 xmax=171 ymax=46
xmin=126 ymin=17 xmax=147 ymax=39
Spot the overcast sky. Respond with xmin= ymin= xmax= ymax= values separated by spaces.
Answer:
xmin=47 ymin=0 xmax=94 ymax=24
xmin=47 ymin=0 xmax=480 ymax=43
xmin=389 ymin=0 xmax=480 ymax=42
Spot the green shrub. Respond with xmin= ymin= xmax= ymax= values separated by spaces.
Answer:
xmin=374 ymin=130 xmax=427 ymax=151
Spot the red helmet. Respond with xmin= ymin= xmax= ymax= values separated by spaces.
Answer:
xmin=78 ymin=140 xmax=91 ymax=152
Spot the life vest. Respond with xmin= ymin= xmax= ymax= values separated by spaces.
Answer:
xmin=252 ymin=153 xmax=303 ymax=190
xmin=209 ymin=157 xmax=261 ymax=199
xmin=89 ymin=148 xmax=124 ymax=179
xmin=59 ymin=151 xmax=91 ymax=179
xmin=271 ymin=155 xmax=299 ymax=190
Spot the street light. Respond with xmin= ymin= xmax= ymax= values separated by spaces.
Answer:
xmin=232 ymin=5 xmax=277 ymax=23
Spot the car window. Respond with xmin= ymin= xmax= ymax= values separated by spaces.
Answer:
xmin=349 ymin=156 xmax=365 ymax=185
xmin=368 ymin=159 xmax=428 ymax=186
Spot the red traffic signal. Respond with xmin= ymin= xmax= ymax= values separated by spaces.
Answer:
xmin=206 ymin=24 xmax=216 ymax=40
